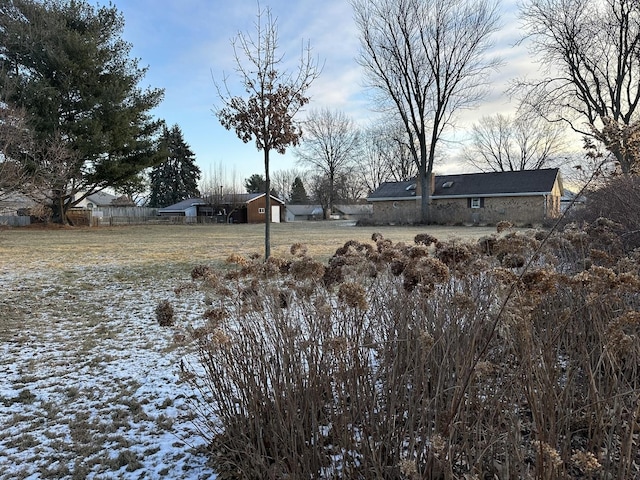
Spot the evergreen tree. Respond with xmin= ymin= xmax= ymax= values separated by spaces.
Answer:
xmin=244 ymin=174 xmax=266 ymax=194
xmin=290 ymin=177 xmax=309 ymax=204
xmin=148 ymin=125 xmax=201 ymax=207
xmin=0 ymin=0 xmax=164 ymax=223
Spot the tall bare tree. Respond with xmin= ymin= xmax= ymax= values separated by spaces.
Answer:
xmin=216 ymin=5 xmax=319 ymax=259
xmin=295 ymin=108 xmax=360 ymax=217
xmin=517 ymin=0 xmax=640 ymax=174
xmin=199 ymin=160 xmax=242 ymax=200
xmin=463 ymin=113 xmax=566 ymax=172
xmin=198 ymin=161 xmax=246 ymax=224
xmin=352 ymin=0 xmax=501 ymax=223
xmin=360 ymin=120 xmax=418 ymax=195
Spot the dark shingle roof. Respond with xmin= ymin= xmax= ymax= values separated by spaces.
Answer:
xmin=368 ymin=169 xmax=561 ymax=200
xmin=157 ymin=197 xmax=206 ymax=212
xmin=367 ymin=179 xmax=419 ymax=200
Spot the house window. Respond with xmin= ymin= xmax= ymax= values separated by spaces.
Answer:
xmin=470 ymin=198 xmax=482 ymax=209
xmin=258 ymin=207 xmax=265 ymax=214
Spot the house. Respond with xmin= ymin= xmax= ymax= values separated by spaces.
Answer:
xmin=367 ymin=168 xmax=564 ymax=226
xmin=75 ymin=191 xmax=119 ymax=209
xmin=333 ymin=204 xmax=373 ymax=222
xmin=157 ymin=198 xmax=207 ymax=218
xmin=0 ymin=192 xmax=36 ymax=216
xmin=285 ymin=204 xmax=324 ymax=222
xmin=560 ymin=189 xmax=586 ymax=212
xmin=158 ymin=194 xmax=285 ymax=224
xmin=0 ymin=192 xmax=36 ymax=226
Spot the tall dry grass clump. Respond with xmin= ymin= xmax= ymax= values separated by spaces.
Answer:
xmin=180 ymin=221 xmax=640 ymax=479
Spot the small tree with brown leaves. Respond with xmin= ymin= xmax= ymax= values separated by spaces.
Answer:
xmin=215 ymin=5 xmax=320 ymax=259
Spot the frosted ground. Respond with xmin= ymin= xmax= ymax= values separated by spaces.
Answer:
xmin=0 ymin=223 xmax=499 ymax=479
xmin=0 ymin=264 xmax=215 ymax=479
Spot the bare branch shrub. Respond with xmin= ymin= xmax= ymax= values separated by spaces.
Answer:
xmin=182 ymin=225 xmax=640 ymax=479
xmin=155 ymin=300 xmax=175 ymax=327
xmin=566 ymin=175 xmax=640 ymax=251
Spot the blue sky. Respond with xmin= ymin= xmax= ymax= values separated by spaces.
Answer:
xmin=115 ymin=0 xmax=534 ymax=185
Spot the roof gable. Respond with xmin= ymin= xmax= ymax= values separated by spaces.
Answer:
xmin=86 ymin=191 xmax=118 ymax=206
xmin=234 ymin=193 xmax=285 ymax=205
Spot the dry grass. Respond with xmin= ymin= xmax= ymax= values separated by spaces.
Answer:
xmin=0 ymin=222 xmax=499 ymax=272
xmin=0 ymin=221 xmax=498 ymax=479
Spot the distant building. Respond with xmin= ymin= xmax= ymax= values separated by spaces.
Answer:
xmin=284 ymin=205 xmax=324 ymax=222
xmin=158 ymin=194 xmax=285 ymax=224
xmin=367 ymin=168 xmax=564 ymax=225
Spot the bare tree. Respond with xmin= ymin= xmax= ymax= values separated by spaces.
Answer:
xmin=517 ymin=0 xmax=640 ymax=174
xmin=383 ymin=122 xmax=418 ymax=182
xmin=199 ymin=160 xmax=242 ymax=201
xmin=360 ymin=120 xmax=418 ymax=195
xmin=295 ymin=108 xmax=360 ymax=217
xmin=463 ymin=113 xmax=566 ymax=172
xmin=271 ymin=167 xmax=310 ymax=203
xmin=199 ymin=160 xmax=247 ymax=222
xmin=215 ymin=5 xmax=319 ymax=259
xmin=0 ymin=100 xmax=32 ymax=201
xmin=352 ymin=0 xmax=501 ymax=223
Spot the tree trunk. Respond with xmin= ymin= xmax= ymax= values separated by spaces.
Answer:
xmin=264 ymin=148 xmax=271 ymax=260
xmin=51 ymin=191 xmax=71 ymax=225
xmin=328 ymin=171 xmax=334 ymax=218
xmin=419 ymin=134 xmax=432 ymax=224
xmin=419 ymin=166 xmax=431 ymax=224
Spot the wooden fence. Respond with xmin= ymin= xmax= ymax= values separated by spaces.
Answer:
xmin=0 ymin=215 xmax=31 ymax=227
xmin=65 ymin=207 xmax=159 ymax=226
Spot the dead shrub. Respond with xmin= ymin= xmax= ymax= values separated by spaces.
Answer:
xmin=496 ymin=220 xmax=513 ymax=233
xmin=155 ymin=300 xmax=174 ymax=327
xmin=567 ymin=175 xmax=640 ymax=251
xmin=180 ymin=226 xmax=640 ymax=480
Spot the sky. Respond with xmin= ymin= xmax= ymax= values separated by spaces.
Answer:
xmin=114 ymin=0 xmax=540 ymax=187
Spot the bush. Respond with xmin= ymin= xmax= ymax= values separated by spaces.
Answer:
xmin=182 ymin=227 xmax=640 ymax=479
xmin=155 ymin=300 xmax=174 ymax=327
xmin=566 ymin=175 xmax=640 ymax=251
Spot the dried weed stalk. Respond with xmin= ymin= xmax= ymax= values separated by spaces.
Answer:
xmin=180 ymin=224 xmax=640 ymax=479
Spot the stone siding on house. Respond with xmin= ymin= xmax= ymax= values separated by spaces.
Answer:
xmin=431 ymin=196 xmax=547 ymax=225
xmin=373 ymin=192 xmax=561 ymax=226
xmin=372 ymin=200 xmax=421 ymax=224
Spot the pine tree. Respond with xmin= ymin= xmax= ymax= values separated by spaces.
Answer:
xmin=290 ymin=177 xmax=309 ymax=204
xmin=0 ymin=0 xmax=164 ymax=223
xmin=148 ymin=125 xmax=200 ymax=207
xmin=244 ymin=174 xmax=266 ymax=194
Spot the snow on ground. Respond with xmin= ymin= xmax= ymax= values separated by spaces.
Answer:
xmin=0 ymin=264 xmax=216 ymax=479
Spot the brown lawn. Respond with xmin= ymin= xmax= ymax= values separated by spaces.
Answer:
xmin=0 ymin=221 xmax=502 ymax=272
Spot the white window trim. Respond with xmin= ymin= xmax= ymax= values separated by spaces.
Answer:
xmin=258 ymin=207 xmax=265 ymax=214
xmin=470 ymin=198 xmax=481 ymax=209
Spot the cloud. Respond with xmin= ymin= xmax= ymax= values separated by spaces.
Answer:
xmin=114 ymin=0 xmax=571 ymax=182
